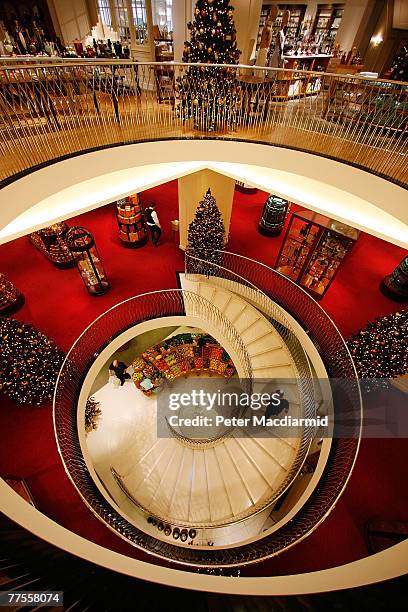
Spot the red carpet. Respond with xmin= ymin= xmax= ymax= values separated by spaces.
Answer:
xmin=0 ymin=179 xmax=407 ymax=575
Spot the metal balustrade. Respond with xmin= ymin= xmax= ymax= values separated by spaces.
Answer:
xmin=52 ymin=262 xmax=362 ymax=567
xmin=0 ymin=58 xmax=407 ymax=185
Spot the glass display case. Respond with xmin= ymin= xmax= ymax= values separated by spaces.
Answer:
xmin=29 ymin=222 xmax=74 ymax=268
xmin=258 ymin=194 xmax=290 ymax=236
xmin=0 ymin=272 xmax=24 ymax=315
xmin=275 ymin=209 xmax=359 ymax=299
xmin=66 ymin=227 xmax=110 ymax=296
xmin=116 ymin=194 xmax=148 ymax=248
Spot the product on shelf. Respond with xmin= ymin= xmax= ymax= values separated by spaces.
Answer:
xmin=275 ymin=209 xmax=358 ymax=299
xmin=258 ymin=194 xmax=290 ymax=236
xmin=29 ymin=222 xmax=75 ymax=268
xmin=380 ymin=256 xmax=408 ymax=302
xmin=132 ymin=333 xmax=236 ymax=397
xmin=66 ymin=226 xmax=110 ymax=296
xmin=116 ymin=194 xmax=148 ymax=248
xmin=0 ymin=273 xmax=25 ymax=316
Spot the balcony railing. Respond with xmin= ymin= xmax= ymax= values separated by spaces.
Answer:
xmin=0 ymin=59 xmax=407 ymax=185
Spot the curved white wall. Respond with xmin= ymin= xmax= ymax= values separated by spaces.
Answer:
xmin=1 ymin=477 xmax=408 ymax=594
xmin=0 ymin=140 xmax=406 ymax=248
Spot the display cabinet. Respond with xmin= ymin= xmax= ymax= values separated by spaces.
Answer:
xmin=0 ymin=273 xmax=24 ymax=315
xmin=258 ymin=194 xmax=290 ymax=236
xmin=275 ymin=209 xmax=358 ymax=299
xmin=380 ymin=256 xmax=408 ymax=302
xmin=312 ymin=4 xmax=344 ymax=46
xmin=29 ymin=222 xmax=74 ymax=268
xmin=116 ymin=194 xmax=148 ymax=248
xmin=66 ymin=227 xmax=110 ymax=296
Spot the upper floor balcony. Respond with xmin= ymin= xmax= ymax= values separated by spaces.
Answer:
xmin=0 ymin=58 xmax=407 ymax=187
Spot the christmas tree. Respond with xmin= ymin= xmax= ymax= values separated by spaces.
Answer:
xmin=0 ymin=317 xmax=65 ymax=406
xmin=347 ymin=310 xmax=408 ymax=391
xmin=176 ymin=0 xmax=241 ymax=132
xmin=187 ymin=188 xmax=226 ymax=266
xmin=388 ymin=43 xmax=408 ymax=83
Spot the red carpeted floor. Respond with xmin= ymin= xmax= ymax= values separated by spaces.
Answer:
xmin=0 ymin=179 xmax=407 ymax=575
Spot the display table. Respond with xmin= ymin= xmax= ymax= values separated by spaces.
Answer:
xmin=132 ymin=333 xmax=236 ymax=397
xmin=29 ymin=222 xmax=74 ymax=268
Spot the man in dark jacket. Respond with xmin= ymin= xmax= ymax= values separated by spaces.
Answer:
xmin=109 ymin=359 xmax=131 ymax=386
xmin=145 ymin=202 xmax=162 ymax=246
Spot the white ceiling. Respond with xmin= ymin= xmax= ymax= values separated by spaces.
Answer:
xmin=0 ymin=140 xmax=406 ymax=248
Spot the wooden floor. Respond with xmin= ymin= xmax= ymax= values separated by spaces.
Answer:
xmin=1 ymin=94 xmax=407 ymax=185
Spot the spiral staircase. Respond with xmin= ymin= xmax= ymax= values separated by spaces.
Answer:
xmin=49 ymin=251 xmax=361 ymax=569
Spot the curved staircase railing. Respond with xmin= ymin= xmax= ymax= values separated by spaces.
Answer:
xmin=1 ymin=59 xmax=406 ymax=185
xmin=52 ymin=266 xmax=362 ymax=567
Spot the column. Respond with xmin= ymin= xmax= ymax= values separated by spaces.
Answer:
xmin=233 ymin=0 xmax=262 ymax=64
xmin=178 ymin=169 xmax=236 ymax=250
xmin=108 ymin=0 xmax=119 ymax=32
xmin=172 ymin=0 xmax=193 ymax=62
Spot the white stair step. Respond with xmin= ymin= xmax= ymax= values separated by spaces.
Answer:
xmin=248 ymin=344 xmax=283 ymax=357
xmin=214 ymin=444 xmax=253 ymax=517
xmin=118 ymin=438 xmax=168 ymax=490
xmin=231 ymin=307 xmax=261 ymax=334
xmin=239 ymin=318 xmax=270 ymax=343
xmin=248 ymin=436 xmax=297 ymax=472
xmin=189 ymin=450 xmax=211 ymax=523
xmin=250 ymin=349 xmax=291 ymax=369
xmin=204 ymin=448 xmax=234 ymax=521
xmin=223 ymin=298 xmax=248 ymax=323
xmin=233 ymin=435 xmax=284 ymax=489
xmin=198 ymin=283 xmax=216 ymax=303
xmin=212 ymin=289 xmax=234 ymax=312
xmin=224 ymin=438 xmax=272 ymax=504
xmin=168 ymin=446 xmax=194 ymax=522
xmin=134 ymin=441 xmax=176 ymax=508
xmin=253 ymin=365 xmax=295 ymax=378
xmin=149 ymin=444 xmax=184 ymax=517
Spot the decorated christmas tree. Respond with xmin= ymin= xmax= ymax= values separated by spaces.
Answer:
xmin=176 ymin=0 xmax=241 ymax=132
xmin=347 ymin=310 xmax=408 ymax=391
xmin=0 ymin=317 xmax=65 ymax=406
xmin=388 ymin=43 xmax=408 ymax=83
xmin=187 ymin=188 xmax=226 ymax=265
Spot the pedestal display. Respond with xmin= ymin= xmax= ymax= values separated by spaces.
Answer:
xmin=258 ymin=194 xmax=290 ymax=236
xmin=116 ymin=194 xmax=148 ymax=248
xmin=29 ymin=222 xmax=75 ymax=268
xmin=66 ymin=227 xmax=110 ymax=296
xmin=275 ymin=209 xmax=359 ymax=299
xmin=380 ymin=257 xmax=408 ymax=302
xmin=0 ymin=273 xmax=24 ymax=316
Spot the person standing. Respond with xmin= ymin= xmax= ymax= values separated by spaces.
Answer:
xmin=145 ymin=202 xmax=162 ymax=246
xmin=109 ymin=359 xmax=131 ymax=386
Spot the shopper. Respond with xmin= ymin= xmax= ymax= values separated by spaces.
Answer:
xmin=145 ymin=202 xmax=162 ymax=246
xmin=109 ymin=359 xmax=131 ymax=386
xmin=265 ymin=390 xmax=289 ymax=420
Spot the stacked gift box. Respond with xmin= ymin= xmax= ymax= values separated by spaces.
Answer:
xmin=131 ymin=333 xmax=236 ymax=396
